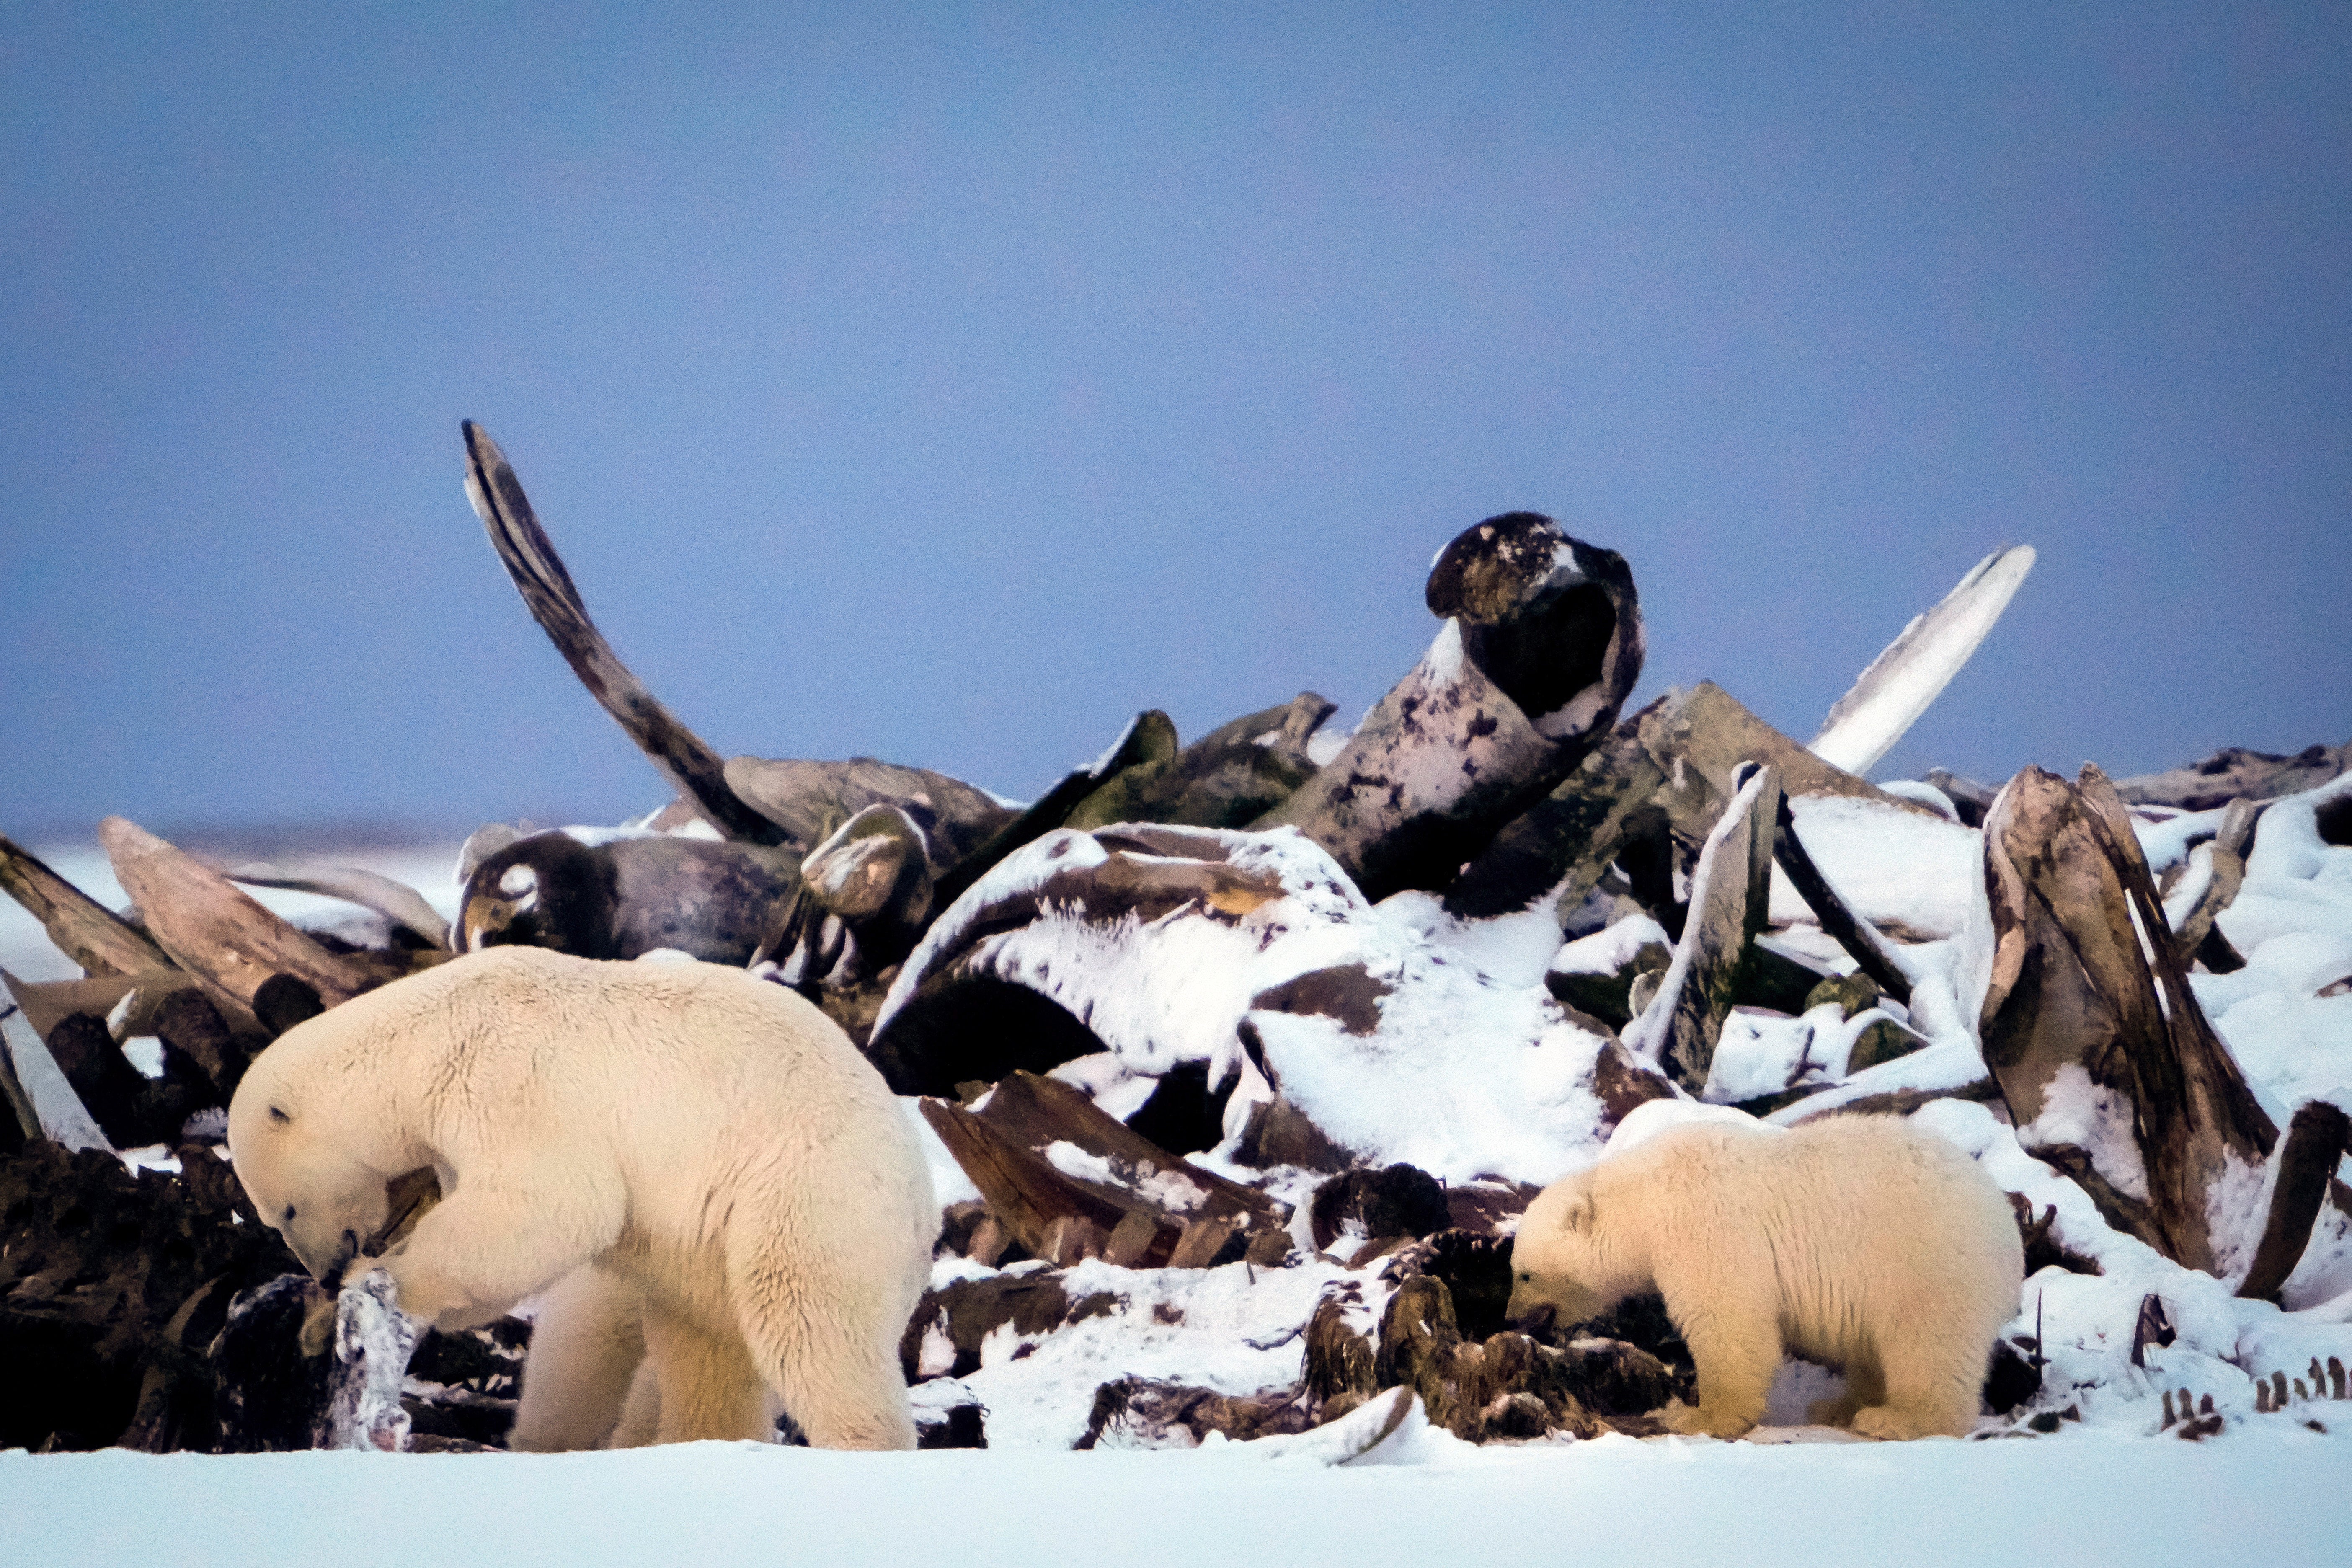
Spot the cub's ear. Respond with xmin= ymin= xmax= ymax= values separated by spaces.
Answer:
xmin=1562 ymin=1191 xmax=1597 ymax=1233
xmin=269 ymin=1106 xmax=293 ymax=1124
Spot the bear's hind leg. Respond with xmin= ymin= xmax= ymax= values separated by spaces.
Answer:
xmin=728 ymin=1259 xmax=918 ymax=1452
xmin=1850 ymin=1339 xmax=1977 ymax=1440
xmin=608 ymin=1358 xmax=661 ymax=1448
xmin=509 ymin=1264 xmax=647 ymax=1452
xmin=637 ymin=1304 xmax=773 ymax=1446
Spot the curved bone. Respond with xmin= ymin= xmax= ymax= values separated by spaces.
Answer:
xmin=461 ymin=422 xmax=778 ymax=844
xmin=1810 ymin=544 xmax=2036 ymax=776
xmin=228 ymin=863 xmax=451 ymax=951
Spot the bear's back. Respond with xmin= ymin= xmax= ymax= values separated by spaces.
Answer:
xmin=1625 ymin=1114 xmax=2019 ymax=1287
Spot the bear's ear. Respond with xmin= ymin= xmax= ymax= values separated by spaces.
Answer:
xmin=1561 ymin=1191 xmax=1596 ymax=1233
xmin=269 ymin=1105 xmax=292 ymax=1124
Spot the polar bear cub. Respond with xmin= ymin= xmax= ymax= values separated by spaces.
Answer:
xmin=1505 ymin=1113 xmax=2022 ymax=1439
xmin=228 ymin=946 xmax=935 ymax=1451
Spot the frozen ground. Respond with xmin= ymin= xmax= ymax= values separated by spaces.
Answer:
xmin=6 ymin=1425 xmax=2348 ymax=1568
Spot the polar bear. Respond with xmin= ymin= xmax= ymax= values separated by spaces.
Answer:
xmin=227 ymin=945 xmax=936 ymax=1451
xmin=1505 ymin=1113 xmax=2022 ymax=1439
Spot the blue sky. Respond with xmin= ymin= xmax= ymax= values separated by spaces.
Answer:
xmin=4 ymin=3 xmax=2345 ymax=837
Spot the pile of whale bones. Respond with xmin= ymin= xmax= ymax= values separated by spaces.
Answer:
xmin=3 ymin=420 xmax=2349 ymax=1457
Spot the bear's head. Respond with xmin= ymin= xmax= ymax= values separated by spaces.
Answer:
xmin=227 ymin=1054 xmax=392 ymax=1291
xmin=1505 ymin=1170 xmax=1641 ymax=1333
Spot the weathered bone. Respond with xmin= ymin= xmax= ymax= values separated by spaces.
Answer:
xmin=1255 ymin=513 xmax=1643 ymax=903
xmin=1809 ymin=544 xmax=2036 ymax=776
xmin=0 ymin=833 xmax=178 ymax=978
xmin=1979 ymin=766 xmax=2275 ymax=1273
xmin=227 ymin=863 xmax=451 ymax=951
xmin=2114 ymin=742 xmax=2348 ymax=812
xmin=1622 ymin=767 xmax=1778 ymax=1091
xmin=723 ymin=755 xmax=1014 ymax=867
xmin=461 ymin=422 xmax=778 ymax=844
xmin=458 ymin=829 xmax=798 ymax=968
xmin=99 ymin=818 xmax=376 ymax=1023
xmin=1066 ymin=693 xmax=1337 ymax=832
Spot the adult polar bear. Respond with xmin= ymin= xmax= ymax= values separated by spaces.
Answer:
xmin=1506 ymin=1110 xmax=2022 ymax=1440
xmin=227 ymin=946 xmax=935 ymax=1451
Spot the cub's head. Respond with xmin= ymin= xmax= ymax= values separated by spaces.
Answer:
xmin=1504 ymin=1172 xmax=1626 ymax=1333
xmin=226 ymin=1055 xmax=388 ymax=1291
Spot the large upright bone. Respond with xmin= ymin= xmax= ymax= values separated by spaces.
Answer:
xmin=1978 ymin=765 xmax=2275 ymax=1274
xmin=1256 ymin=513 xmax=1642 ymax=903
xmin=461 ymin=422 xmax=780 ymax=845
xmin=1809 ymin=544 xmax=2036 ymax=776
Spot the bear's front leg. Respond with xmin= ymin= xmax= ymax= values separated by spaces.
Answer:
xmin=1657 ymin=1284 xmax=1781 ymax=1440
xmin=371 ymin=1173 xmax=615 ymax=1331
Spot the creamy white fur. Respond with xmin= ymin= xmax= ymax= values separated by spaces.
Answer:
xmin=227 ymin=947 xmax=936 ymax=1451
xmin=1505 ymin=1115 xmax=2022 ymax=1440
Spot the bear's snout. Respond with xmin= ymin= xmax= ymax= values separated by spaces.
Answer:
xmin=1507 ymin=1299 xmax=1558 ymax=1337
xmin=317 ymin=1228 xmax=360 ymax=1292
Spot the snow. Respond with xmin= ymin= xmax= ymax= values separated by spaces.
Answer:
xmin=1766 ymin=793 xmax=1983 ymax=938
xmin=880 ymin=824 xmax=1619 ymax=1184
xmin=2014 ymin=1064 xmax=2152 ymax=1202
xmin=2197 ymin=775 xmax=2352 ymax=1130
xmin=2133 ymin=804 xmax=2231 ymax=875
xmin=7 ymin=1424 xmax=2348 ymax=1568
xmin=1701 ymin=1007 xmax=1819 ymax=1103
xmin=932 ymin=1253 xmax=1363 ymax=1449
xmin=1549 ymin=912 xmax=1671 ymax=976
xmin=1880 ymin=778 xmax=1962 ymax=821
xmin=900 ymin=1096 xmax=982 ymax=1207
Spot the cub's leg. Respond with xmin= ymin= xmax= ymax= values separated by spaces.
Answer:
xmin=1805 ymin=1357 xmax=1882 ymax=1429
xmin=1657 ymin=1276 xmax=1783 ymax=1439
xmin=635 ymin=1302 xmax=772 ymax=1446
xmin=508 ymin=1265 xmax=646 ymax=1453
xmin=1850 ymin=1342 xmax=1978 ymax=1440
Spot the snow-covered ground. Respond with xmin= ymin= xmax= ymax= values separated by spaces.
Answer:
xmin=8 ymin=1426 xmax=2347 ymax=1568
